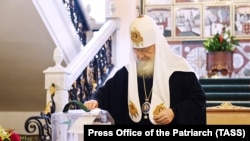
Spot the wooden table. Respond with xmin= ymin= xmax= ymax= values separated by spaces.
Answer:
xmin=206 ymin=102 xmax=250 ymax=125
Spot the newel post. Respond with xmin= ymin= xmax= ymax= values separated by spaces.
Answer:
xmin=43 ymin=47 xmax=70 ymax=112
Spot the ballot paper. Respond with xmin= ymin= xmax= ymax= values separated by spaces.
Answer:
xmin=67 ymin=109 xmax=98 ymax=134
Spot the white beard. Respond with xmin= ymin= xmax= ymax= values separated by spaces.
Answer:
xmin=136 ymin=58 xmax=154 ymax=78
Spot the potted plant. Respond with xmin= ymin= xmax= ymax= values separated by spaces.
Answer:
xmin=0 ymin=126 xmax=21 ymax=141
xmin=203 ymin=27 xmax=239 ymax=77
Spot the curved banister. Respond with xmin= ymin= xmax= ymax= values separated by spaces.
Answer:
xmin=27 ymin=1 xmax=120 ymax=139
xmin=43 ymin=18 xmax=119 ymax=112
xmin=35 ymin=0 xmax=120 ymax=112
xmin=67 ymin=19 xmax=120 ymax=86
xmin=32 ymin=0 xmax=82 ymax=64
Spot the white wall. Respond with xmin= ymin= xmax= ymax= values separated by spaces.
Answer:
xmin=0 ymin=112 xmax=40 ymax=135
xmin=112 ymin=0 xmax=138 ymax=68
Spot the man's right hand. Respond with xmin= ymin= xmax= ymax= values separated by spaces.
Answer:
xmin=84 ymin=100 xmax=99 ymax=110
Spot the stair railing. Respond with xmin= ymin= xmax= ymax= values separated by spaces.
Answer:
xmin=43 ymin=18 xmax=120 ymax=112
xmin=25 ymin=1 xmax=120 ymax=140
xmin=34 ymin=0 xmax=120 ymax=112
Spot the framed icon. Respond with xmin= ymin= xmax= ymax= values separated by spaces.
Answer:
xmin=233 ymin=3 xmax=250 ymax=37
xmin=174 ymin=5 xmax=202 ymax=38
xmin=145 ymin=0 xmax=172 ymax=5
xmin=175 ymin=0 xmax=214 ymax=3
xmin=203 ymin=4 xmax=231 ymax=37
xmin=145 ymin=6 xmax=173 ymax=37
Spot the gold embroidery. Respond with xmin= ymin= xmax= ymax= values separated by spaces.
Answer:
xmin=129 ymin=100 xmax=139 ymax=118
xmin=130 ymin=28 xmax=143 ymax=47
xmin=153 ymin=103 xmax=166 ymax=116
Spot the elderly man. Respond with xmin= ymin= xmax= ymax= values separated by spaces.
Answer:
xmin=84 ymin=15 xmax=206 ymax=125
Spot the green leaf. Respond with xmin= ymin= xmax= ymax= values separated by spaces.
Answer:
xmin=203 ymin=30 xmax=238 ymax=52
xmin=63 ymin=100 xmax=90 ymax=113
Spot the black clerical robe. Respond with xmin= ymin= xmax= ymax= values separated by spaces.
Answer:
xmin=92 ymin=66 xmax=206 ymax=125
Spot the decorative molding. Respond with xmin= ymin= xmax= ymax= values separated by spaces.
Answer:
xmin=207 ymin=101 xmax=250 ymax=109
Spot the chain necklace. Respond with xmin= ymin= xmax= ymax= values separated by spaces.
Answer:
xmin=141 ymin=74 xmax=152 ymax=119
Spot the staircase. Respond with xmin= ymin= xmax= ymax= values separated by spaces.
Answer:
xmin=199 ymin=78 xmax=250 ymax=107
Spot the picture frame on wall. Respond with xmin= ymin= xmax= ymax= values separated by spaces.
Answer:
xmin=233 ymin=3 xmax=250 ymax=37
xmin=232 ymin=0 xmax=249 ymax=1
xmin=203 ymin=4 xmax=231 ymax=37
xmin=218 ymin=0 xmax=231 ymax=2
xmin=174 ymin=5 xmax=202 ymax=38
xmin=175 ymin=0 xmax=214 ymax=3
xmin=145 ymin=6 xmax=173 ymax=37
xmin=145 ymin=0 xmax=172 ymax=5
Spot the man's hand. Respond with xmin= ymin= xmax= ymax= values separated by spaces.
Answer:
xmin=153 ymin=108 xmax=174 ymax=125
xmin=84 ymin=100 xmax=99 ymax=110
